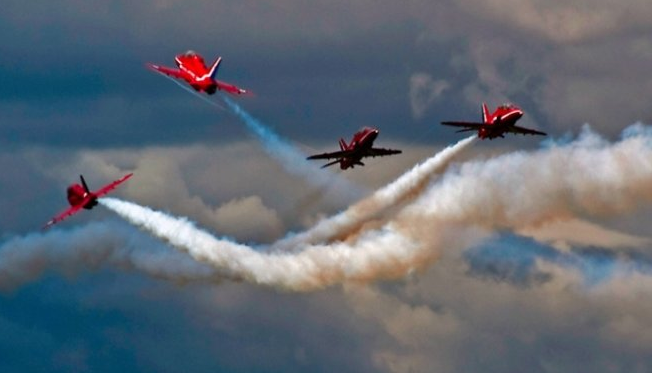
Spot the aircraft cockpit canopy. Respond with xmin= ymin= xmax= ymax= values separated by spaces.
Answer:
xmin=182 ymin=50 xmax=198 ymax=57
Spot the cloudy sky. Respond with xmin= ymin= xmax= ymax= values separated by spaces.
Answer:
xmin=2 ymin=1 xmax=652 ymax=372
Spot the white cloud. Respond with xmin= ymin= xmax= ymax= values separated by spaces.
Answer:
xmin=517 ymin=218 xmax=651 ymax=252
xmin=213 ymin=195 xmax=283 ymax=242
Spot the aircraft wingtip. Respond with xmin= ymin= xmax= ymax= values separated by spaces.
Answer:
xmin=237 ymin=89 xmax=254 ymax=97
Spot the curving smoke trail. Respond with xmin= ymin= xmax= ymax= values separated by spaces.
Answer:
xmin=101 ymin=124 xmax=652 ymax=291
xmin=100 ymin=197 xmax=482 ymax=290
xmin=0 ymin=221 xmax=219 ymax=290
xmin=156 ymin=70 xmax=363 ymax=200
xmin=271 ymin=135 xmax=476 ymax=251
xmin=221 ymin=96 xmax=365 ymax=200
xmin=408 ymin=124 xmax=652 ymax=229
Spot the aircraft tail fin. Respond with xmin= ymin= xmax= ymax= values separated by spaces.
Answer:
xmin=481 ymin=102 xmax=490 ymax=123
xmin=80 ymin=175 xmax=90 ymax=193
xmin=208 ymin=57 xmax=222 ymax=80
xmin=339 ymin=138 xmax=348 ymax=151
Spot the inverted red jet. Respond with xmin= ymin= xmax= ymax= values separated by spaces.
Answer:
xmin=43 ymin=173 xmax=133 ymax=229
xmin=441 ymin=103 xmax=546 ymax=139
xmin=147 ymin=50 xmax=248 ymax=95
xmin=307 ymin=127 xmax=401 ymax=169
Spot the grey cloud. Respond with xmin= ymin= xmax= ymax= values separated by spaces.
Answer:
xmin=343 ymin=248 xmax=652 ymax=373
xmin=409 ymin=73 xmax=450 ymax=120
xmin=455 ymin=0 xmax=652 ymax=44
xmin=409 ymin=1 xmax=652 ymax=136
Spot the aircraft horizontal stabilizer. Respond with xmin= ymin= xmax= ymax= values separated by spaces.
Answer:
xmin=367 ymin=148 xmax=402 ymax=157
xmin=307 ymin=150 xmax=352 ymax=160
xmin=509 ymin=125 xmax=547 ymax=136
xmin=441 ymin=121 xmax=485 ymax=128
xmin=321 ymin=159 xmax=341 ymax=169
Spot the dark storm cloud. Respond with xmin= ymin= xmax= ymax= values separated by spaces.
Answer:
xmin=0 ymin=0 xmax=428 ymax=147
xmin=0 ymin=273 xmax=379 ymax=373
xmin=2 ymin=0 xmax=652 ymax=147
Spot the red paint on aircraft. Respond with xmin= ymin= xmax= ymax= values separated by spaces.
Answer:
xmin=43 ymin=173 xmax=133 ymax=229
xmin=307 ymin=127 xmax=401 ymax=170
xmin=147 ymin=50 xmax=248 ymax=95
xmin=441 ymin=103 xmax=546 ymax=139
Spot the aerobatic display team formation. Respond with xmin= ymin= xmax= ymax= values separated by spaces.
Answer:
xmin=37 ymin=49 xmax=652 ymax=291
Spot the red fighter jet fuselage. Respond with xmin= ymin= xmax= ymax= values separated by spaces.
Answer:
xmin=147 ymin=50 xmax=247 ymax=95
xmin=441 ymin=103 xmax=546 ymax=139
xmin=307 ymin=127 xmax=402 ymax=170
xmin=44 ymin=173 xmax=133 ymax=229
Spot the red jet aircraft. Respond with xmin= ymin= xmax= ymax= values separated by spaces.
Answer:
xmin=43 ymin=173 xmax=133 ymax=229
xmin=441 ymin=103 xmax=546 ymax=139
xmin=307 ymin=127 xmax=401 ymax=169
xmin=147 ymin=50 xmax=248 ymax=95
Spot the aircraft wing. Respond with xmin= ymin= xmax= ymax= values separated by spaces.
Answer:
xmin=306 ymin=150 xmax=354 ymax=161
xmin=215 ymin=79 xmax=249 ymax=95
xmin=146 ymin=63 xmax=185 ymax=79
xmin=508 ymin=125 xmax=547 ymax=136
xmin=365 ymin=148 xmax=402 ymax=157
xmin=440 ymin=121 xmax=485 ymax=129
xmin=43 ymin=204 xmax=84 ymax=229
xmin=94 ymin=173 xmax=134 ymax=198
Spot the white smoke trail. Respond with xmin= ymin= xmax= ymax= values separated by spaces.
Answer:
xmin=0 ymin=221 xmax=218 ymax=290
xmin=102 ymin=124 xmax=652 ymax=292
xmin=409 ymin=124 xmax=652 ymax=229
xmin=100 ymin=198 xmax=483 ymax=290
xmin=271 ymin=135 xmax=477 ymax=250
